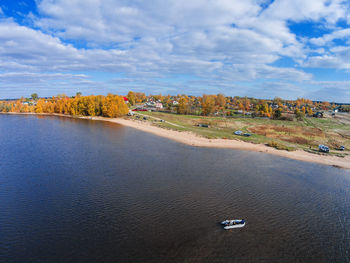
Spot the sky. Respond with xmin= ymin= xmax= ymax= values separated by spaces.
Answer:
xmin=0 ymin=0 xmax=350 ymax=102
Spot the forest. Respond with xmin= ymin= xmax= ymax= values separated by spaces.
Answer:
xmin=0 ymin=94 xmax=129 ymax=118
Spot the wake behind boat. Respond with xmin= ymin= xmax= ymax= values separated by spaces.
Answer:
xmin=221 ymin=219 xmax=245 ymax=229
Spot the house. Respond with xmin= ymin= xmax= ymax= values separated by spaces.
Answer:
xmin=155 ymin=102 xmax=163 ymax=109
xmin=123 ymin=97 xmax=129 ymax=104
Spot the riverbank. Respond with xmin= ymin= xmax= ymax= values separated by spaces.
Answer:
xmin=2 ymin=112 xmax=350 ymax=169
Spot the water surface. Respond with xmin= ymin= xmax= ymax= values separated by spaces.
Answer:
xmin=0 ymin=115 xmax=349 ymax=262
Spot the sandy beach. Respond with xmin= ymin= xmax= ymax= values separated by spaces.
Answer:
xmin=3 ymin=112 xmax=350 ymax=169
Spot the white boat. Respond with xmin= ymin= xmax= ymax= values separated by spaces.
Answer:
xmin=221 ymin=219 xmax=245 ymax=229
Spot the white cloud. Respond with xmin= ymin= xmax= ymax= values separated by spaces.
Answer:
xmin=310 ymin=28 xmax=350 ymax=46
xmin=260 ymin=0 xmax=346 ymax=24
xmin=0 ymin=0 xmax=350 ymax=101
xmin=306 ymin=81 xmax=350 ymax=102
xmin=303 ymin=45 xmax=350 ymax=69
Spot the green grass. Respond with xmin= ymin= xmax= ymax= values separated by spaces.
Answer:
xmin=131 ymin=111 xmax=350 ymax=154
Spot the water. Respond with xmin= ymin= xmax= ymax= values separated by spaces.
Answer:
xmin=0 ymin=114 xmax=349 ymax=263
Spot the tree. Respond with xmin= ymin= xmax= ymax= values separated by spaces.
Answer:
xmin=201 ymin=95 xmax=215 ymax=116
xmin=307 ymin=107 xmax=313 ymax=116
xmin=295 ymin=108 xmax=305 ymax=120
xmin=301 ymin=106 xmax=306 ymax=114
xmin=31 ymin=93 xmax=38 ymax=100
xmin=76 ymin=92 xmax=82 ymax=97
xmin=215 ymin=93 xmax=226 ymax=110
xmin=127 ymin=91 xmax=136 ymax=105
xmin=273 ymin=108 xmax=282 ymax=119
xmin=135 ymin=92 xmax=146 ymax=103
xmin=177 ymin=96 xmax=189 ymax=114
xmin=35 ymin=99 xmax=44 ymax=113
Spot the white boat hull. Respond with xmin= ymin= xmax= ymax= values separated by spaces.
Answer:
xmin=224 ymin=222 xmax=245 ymax=229
xmin=221 ymin=219 xmax=245 ymax=229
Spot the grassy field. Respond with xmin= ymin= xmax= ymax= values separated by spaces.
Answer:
xmin=130 ymin=111 xmax=350 ymax=156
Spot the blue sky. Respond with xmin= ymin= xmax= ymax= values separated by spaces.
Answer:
xmin=0 ymin=0 xmax=350 ymax=102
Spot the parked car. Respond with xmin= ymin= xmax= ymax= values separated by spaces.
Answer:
xmin=319 ymin=144 xmax=329 ymax=153
xmin=243 ymin=133 xmax=251 ymax=137
xmin=339 ymin=145 xmax=345 ymax=151
xmin=234 ymin=130 xmax=243 ymax=135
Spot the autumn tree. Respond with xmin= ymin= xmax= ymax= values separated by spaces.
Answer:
xmin=177 ymin=96 xmax=190 ymax=114
xmin=135 ymin=92 xmax=147 ymax=103
xmin=201 ymin=94 xmax=216 ymax=116
xmin=307 ymin=107 xmax=313 ymax=116
xmin=215 ymin=93 xmax=226 ymax=111
xmin=295 ymin=108 xmax=305 ymax=120
xmin=35 ymin=99 xmax=45 ymax=113
xmin=127 ymin=91 xmax=136 ymax=105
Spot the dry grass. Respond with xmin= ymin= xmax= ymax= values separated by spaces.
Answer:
xmin=248 ymin=125 xmax=327 ymax=146
xmin=249 ymin=125 xmax=324 ymax=137
xmin=283 ymin=136 xmax=309 ymax=145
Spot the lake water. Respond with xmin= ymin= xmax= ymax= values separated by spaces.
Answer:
xmin=0 ymin=114 xmax=349 ymax=263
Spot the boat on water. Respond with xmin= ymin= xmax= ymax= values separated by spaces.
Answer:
xmin=221 ymin=219 xmax=245 ymax=229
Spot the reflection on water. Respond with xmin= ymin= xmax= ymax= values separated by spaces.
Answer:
xmin=0 ymin=115 xmax=349 ymax=263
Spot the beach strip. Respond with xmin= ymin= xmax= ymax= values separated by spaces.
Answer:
xmin=2 ymin=112 xmax=350 ymax=169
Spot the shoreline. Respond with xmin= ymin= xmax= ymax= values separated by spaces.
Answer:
xmin=2 ymin=112 xmax=350 ymax=169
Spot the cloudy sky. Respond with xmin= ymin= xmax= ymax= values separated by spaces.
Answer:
xmin=0 ymin=0 xmax=350 ymax=102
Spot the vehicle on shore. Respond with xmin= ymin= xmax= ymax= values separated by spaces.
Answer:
xmin=234 ymin=131 xmax=252 ymax=137
xmin=319 ymin=144 xmax=329 ymax=153
xmin=221 ymin=219 xmax=245 ymax=229
xmin=339 ymin=145 xmax=345 ymax=151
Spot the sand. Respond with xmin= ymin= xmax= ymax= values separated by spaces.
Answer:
xmin=3 ymin=112 xmax=350 ymax=169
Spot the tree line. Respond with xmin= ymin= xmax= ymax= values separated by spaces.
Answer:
xmin=1 ymin=91 xmax=348 ymax=119
xmin=126 ymin=91 xmax=324 ymax=118
xmin=0 ymin=94 xmax=129 ymax=118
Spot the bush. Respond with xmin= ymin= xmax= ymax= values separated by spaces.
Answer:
xmin=266 ymin=141 xmax=294 ymax=151
xmin=273 ymin=108 xmax=282 ymax=119
xmin=295 ymin=108 xmax=305 ymax=121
